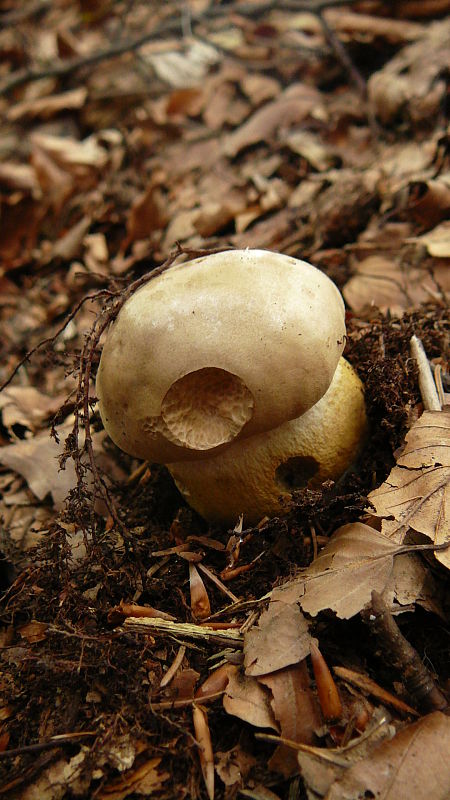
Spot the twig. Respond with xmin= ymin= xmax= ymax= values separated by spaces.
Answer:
xmin=317 ymin=9 xmax=366 ymax=96
xmin=0 ymin=732 xmax=96 ymax=760
xmin=0 ymin=0 xmax=359 ymax=97
xmin=365 ymin=591 xmax=447 ymax=712
xmin=123 ymin=616 xmax=244 ymax=647
xmin=410 ymin=335 xmax=442 ymax=411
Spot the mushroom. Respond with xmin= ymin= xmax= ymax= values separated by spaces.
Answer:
xmin=96 ymin=249 xmax=367 ymax=525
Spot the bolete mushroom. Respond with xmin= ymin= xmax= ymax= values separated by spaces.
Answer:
xmin=96 ymin=249 xmax=367 ymax=525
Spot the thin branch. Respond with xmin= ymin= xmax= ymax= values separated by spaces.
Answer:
xmin=365 ymin=591 xmax=448 ymax=712
xmin=0 ymin=732 xmax=96 ymax=760
xmin=0 ymin=0 xmax=357 ymax=97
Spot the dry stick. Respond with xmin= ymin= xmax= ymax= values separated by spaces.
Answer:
xmin=317 ymin=9 xmax=366 ymax=96
xmin=410 ymin=334 xmax=442 ymax=411
xmin=364 ymin=591 xmax=447 ymax=713
xmin=0 ymin=732 xmax=96 ymax=760
xmin=0 ymin=0 xmax=357 ymax=96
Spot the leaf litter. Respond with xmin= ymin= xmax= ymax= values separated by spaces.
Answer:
xmin=0 ymin=2 xmax=449 ymax=799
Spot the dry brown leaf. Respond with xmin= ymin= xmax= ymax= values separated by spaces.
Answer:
xmin=224 ymin=83 xmax=324 ymax=158
xmin=0 ymin=422 xmax=125 ymax=511
xmin=18 ymin=751 xmax=91 ymax=800
xmin=30 ymin=132 xmax=108 ymax=170
xmin=274 ymin=523 xmax=398 ymax=619
xmin=409 ymin=174 xmax=450 ymax=227
xmin=368 ymin=19 xmax=450 ymax=126
xmin=324 ymin=8 xmax=424 ymax=44
xmin=189 ymin=563 xmax=211 ymax=620
xmin=260 ymin=661 xmax=321 ymax=777
xmin=0 ymin=387 xmax=65 ymax=435
xmin=369 ymin=408 xmax=450 ymax=568
xmin=7 ymin=88 xmax=87 ymax=122
xmin=18 ymin=621 xmax=48 ymax=644
xmin=326 ymin=711 xmax=450 ymax=800
xmin=244 ymin=602 xmax=311 ymax=676
xmin=385 ymin=552 xmax=444 ymax=616
xmin=223 ymin=668 xmax=278 ymax=731
xmin=343 ymin=255 xmax=450 ymax=314
xmin=296 ymin=710 xmax=396 ymax=798
xmin=409 ymin=221 xmax=450 ymax=258
xmin=124 ymin=182 xmax=168 ymax=247
xmin=96 ymin=757 xmax=170 ymax=800
xmin=0 ymin=422 xmax=80 ymax=509
xmin=283 ymin=130 xmax=336 ymax=172
xmin=215 ymin=745 xmax=256 ymax=788
xmin=0 ymin=163 xmax=40 ymax=193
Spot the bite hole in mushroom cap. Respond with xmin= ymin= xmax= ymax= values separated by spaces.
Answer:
xmin=161 ymin=367 xmax=254 ymax=450
xmin=275 ymin=455 xmax=320 ymax=490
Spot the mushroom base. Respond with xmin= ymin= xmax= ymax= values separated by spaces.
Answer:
xmin=167 ymin=359 xmax=367 ymax=527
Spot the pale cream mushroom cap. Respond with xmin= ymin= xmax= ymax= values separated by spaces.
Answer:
xmin=96 ymin=249 xmax=346 ymax=463
xmin=167 ymin=359 xmax=367 ymax=526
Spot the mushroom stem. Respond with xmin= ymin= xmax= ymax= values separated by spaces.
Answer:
xmin=168 ymin=358 xmax=367 ymax=526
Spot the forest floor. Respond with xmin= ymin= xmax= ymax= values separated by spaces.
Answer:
xmin=0 ymin=1 xmax=449 ymax=799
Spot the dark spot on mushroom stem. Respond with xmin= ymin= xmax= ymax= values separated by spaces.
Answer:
xmin=275 ymin=455 xmax=319 ymax=490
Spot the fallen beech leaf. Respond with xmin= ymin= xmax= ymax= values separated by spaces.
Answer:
xmin=0 ymin=421 xmax=80 ymax=509
xmin=223 ymin=669 xmax=278 ymax=730
xmin=224 ymin=83 xmax=324 ymax=157
xmin=215 ymin=745 xmax=256 ymax=788
xmin=97 ymin=757 xmax=170 ymax=800
xmin=30 ymin=131 xmax=108 ymax=170
xmin=0 ymin=386 xmax=65 ymax=434
xmin=7 ymin=88 xmax=87 ymax=122
xmin=369 ymin=408 xmax=450 ymax=568
xmin=368 ymin=19 xmax=450 ymax=126
xmin=409 ymin=221 xmax=450 ymax=258
xmin=18 ymin=620 xmax=48 ymax=643
xmin=244 ymin=601 xmax=311 ymax=676
xmin=0 ymin=422 xmax=125 ymax=510
xmin=296 ymin=709 xmax=396 ymax=798
xmin=277 ymin=523 xmax=399 ymax=619
xmin=260 ymin=661 xmax=321 ymax=777
xmin=326 ymin=711 xmax=450 ymax=800
xmin=343 ymin=255 xmax=450 ymax=315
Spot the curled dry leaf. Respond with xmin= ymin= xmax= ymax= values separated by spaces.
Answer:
xmin=193 ymin=705 xmax=214 ymax=800
xmin=368 ymin=19 xmax=450 ymax=126
xmin=326 ymin=711 xmax=450 ymax=800
xmin=96 ymin=757 xmax=170 ymax=800
xmin=215 ymin=745 xmax=256 ymax=789
xmin=259 ymin=660 xmax=321 ymax=777
xmin=409 ymin=221 xmax=450 ymax=258
xmin=296 ymin=709 xmax=396 ymax=799
xmin=189 ymin=563 xmax=211 ymax=620
xmin=273 ymin=523 xmax=399 ymax=620
xmin=223 ymin=83 xmax=324 ymax=158
xmin=369 ymin=408 xmax=450 ymax=569
xmin=0 ymin=386 xmax=65 ymax=435
xmin=343 ymin=256 xmax=450 ymax=315
xmin=223 ymin=668 xmax=278 ymax=731
xmin=244 ymin=601 xmax=311 ymax=676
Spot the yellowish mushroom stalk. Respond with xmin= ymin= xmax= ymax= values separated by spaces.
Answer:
xmin=96 ymin=249 xmax=367 ymax=527
xmin=167 ymin=358 xmax=367 ymax=526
